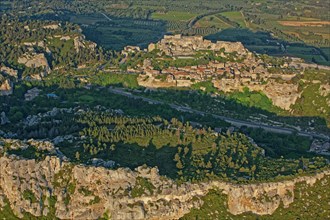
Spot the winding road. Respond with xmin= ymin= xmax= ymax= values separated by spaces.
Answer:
xmin=101 ymin=13 xmax=112 ymax=22
xmin=108 ymin=87 xmax=330 ymax=140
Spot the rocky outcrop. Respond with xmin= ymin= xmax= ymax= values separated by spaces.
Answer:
xmin=214 ymin=80 xmax=301 ymax=110
xmin=0 ymin=78 xmax=13 ymax=96
xmin=320 ymin=83 xmax=330 ymax=97
xmin=23 ymin=41 xmax=46 ymax=48
xmin=0 ymin=153 xmax=329 ymax=219
xmin=24 ymin=87 xmax=41 ymax=101
xmin=221 ymin=171 xmax=330 ymax=215
xmin=152 ymin=34 xmax=247 ymax=56
xmin=0 ymin=66 xmax=18 ymax=78
xmin=18 ymin=53 xmax=50 ymax=78
xmin=251 ymin=80 xmax=301 ymax=110
xmin=43 ymin=24 xmax=60 ymax=30
xmin=74 ymin=36 xmax=97 ymax=52
xmin=0 ymin=139 xmax=55 ymax=152
xmin=0 ymin=155 xmax=201 ymax=219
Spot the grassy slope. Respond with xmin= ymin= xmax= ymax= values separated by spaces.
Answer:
xmin=220 ymin=11 xmax=246 ymax=28
xmin=228 ymin=88 xmax=284 ymax=114
xmin=90 ymin=73 xmax=139 ymax=88
xmin=195 ymin=15 xmax=232 ymax=29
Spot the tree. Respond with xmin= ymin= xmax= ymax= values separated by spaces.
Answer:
xmin=75 ymin=151 xmax=80 ymax=161
xmin=176 ymin=160 xmax=184 ymax=169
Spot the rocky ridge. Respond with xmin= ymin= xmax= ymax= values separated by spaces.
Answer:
xmin=0 ymin=151 xmax=329 ymax=219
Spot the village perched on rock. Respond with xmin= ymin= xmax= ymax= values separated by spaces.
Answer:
xmin=117 ymin=35 xmax=329 ymax=111
xmin=2 ymin=33 xmax=330 ymax=112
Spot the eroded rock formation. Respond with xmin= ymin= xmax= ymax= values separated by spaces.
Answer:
xmin=0 ymin=66 xmax=18 ymax=78
xmin=18 ymin=53 xmax=50 ymax=79
xmin=0 ymin=78 xmax=13 ymax=96
xmin=0 ymin=153 xmax=329 ymax=219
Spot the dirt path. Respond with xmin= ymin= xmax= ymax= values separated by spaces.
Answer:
xmin=279 ymin=20 xmax=330 ymax=27
xmin=240 ymin=11 xmax=249 ymax=28
xmin=100 ymin=12 xmax=112 ymax=22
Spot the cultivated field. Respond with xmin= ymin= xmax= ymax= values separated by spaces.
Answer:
xmin=151 ymin=11 xmax=197 ymax=21
xmin=220 ymin=11 xmax=246 ymax=28
xmin=279 ymin=21 xmax=330 ymax=27
xmin=195 ymin=15 xmax=232 ymax=29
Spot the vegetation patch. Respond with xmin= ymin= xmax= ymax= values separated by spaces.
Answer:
xmin=78 ymin=187 xmax=93 ymax=197
xmin=131 ymin=177 xmax=156 ymax=198
xmin=228 ymin=87 xmax=283 ymax=113
xmin=220 ymin=11 xmax=246 ymax=28
xmin=89 ymin=196 xmax=101 ymax=205
xmin=191 ymin=81 xmax=217 ymax=93
xmin=22 ymin=189 xmax=37 ymax=203
xmin=91 ymin=73 xmax=139 ymax=88
xmin=151 ymin=11 xmax=197 ymax=22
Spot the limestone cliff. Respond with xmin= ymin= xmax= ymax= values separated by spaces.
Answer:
xmin=18 ymin=53 xmax=50 ymax=79
xmin=0 ymin=154 xmax=329 ymax=219
xmin=213 ymin=80 xmax=302 ymax=110
xmin=0 ymin=66 xmax=18 ymax=79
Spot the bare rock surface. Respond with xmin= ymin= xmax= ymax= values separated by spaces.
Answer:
xmin=0 ymin=152 xmax=329 ymax=219
xmin=0 ymin=66 xmax=18 ymax=78
xmin=18 ymin=53 xmax=50 ymax=78
xmin=0 ymin=78 xmax=13 ymax=96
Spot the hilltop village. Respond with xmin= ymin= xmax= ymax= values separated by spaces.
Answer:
xmin=1 ymin=30 xmax=329 ymax=112
xmin=121 ymin=35 xmax=328 ymax=110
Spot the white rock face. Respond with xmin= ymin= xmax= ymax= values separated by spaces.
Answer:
xmin=0 ymin=66 xmax=18 ymax=78
xmin=213 ymin=79 xmax=301 ymax=110
xmin=18 ymin=53 xmax=51 ymax=77
xmin=249 ymin=80 xmax=301 ymax=110
xmin=74 ymin=36 xmax=97 ymax=52
xmin=0 ymin=152 xmax=329 ymax=219
xmin=320 ymin=83 xmax=330 ymax=97
xmin=0 ymin=78 xmax=13 ymax=96
xmin=43 ymin=24 xmax=60 ymax=30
